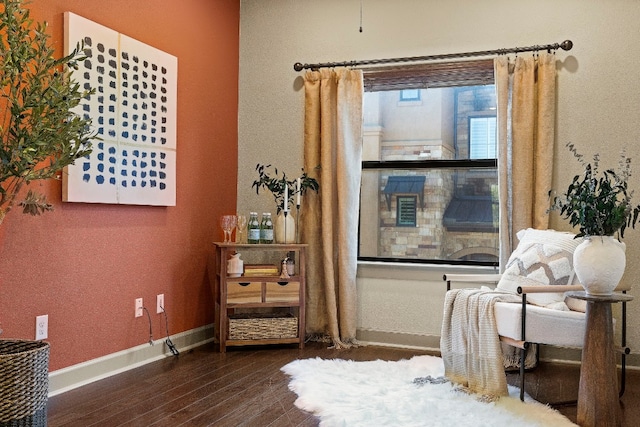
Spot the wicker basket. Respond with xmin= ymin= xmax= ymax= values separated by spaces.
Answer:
xmin=228 ymin=312 xmax=298 ymax=340
xmin=0 ymin=340 xmax=50 ymax=427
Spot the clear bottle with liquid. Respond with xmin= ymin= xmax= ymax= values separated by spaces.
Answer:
xmin=260 ymin=212 xmax=274 ymax=244
xmin=247 ymin=212 xmax=260 ymax=244
xmin=286 ymin=250 xmax=295 ymax=276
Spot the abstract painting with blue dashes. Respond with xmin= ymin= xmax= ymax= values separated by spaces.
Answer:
xmin=63 ymin=12 xmax=177 ymax=206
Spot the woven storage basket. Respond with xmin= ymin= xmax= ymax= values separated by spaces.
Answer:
xmin=229 ymin=313 xmax=298 ymax=340
xmin=0 ymin=340 xmax=50 ymax=427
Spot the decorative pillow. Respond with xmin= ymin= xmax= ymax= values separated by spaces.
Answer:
xmin=496 ymin=228 xmax=582 ymax=309
xmin=561 ymin=268 xmax=587 ymax=312
xmin=564 ymin=294 xmax=586 ymax=312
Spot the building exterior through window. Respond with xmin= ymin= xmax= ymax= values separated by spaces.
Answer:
xmin=359 ymin=82 xmax=499 ymax=265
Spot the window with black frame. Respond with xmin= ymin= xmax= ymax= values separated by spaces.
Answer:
xmin=359 ymin=60 xmax=499 ymax=266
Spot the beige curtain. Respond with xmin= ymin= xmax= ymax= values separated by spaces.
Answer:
xmin=301 ymin=68 xmax=363 ymax=348
xmin=495 ymin=53 xmax=556 ymax=268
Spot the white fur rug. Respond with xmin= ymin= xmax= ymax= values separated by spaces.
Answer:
xmin=281 ymin=355 xmax=576 ymax=427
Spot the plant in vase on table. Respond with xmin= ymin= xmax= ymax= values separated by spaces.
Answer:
xmin=549 ymin=143 xmax=640 ymax=295
xmin=252 ymin=163 xmax=319 ymax=243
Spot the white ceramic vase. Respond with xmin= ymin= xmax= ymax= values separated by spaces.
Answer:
xmin=573 ymin=236 xmax=626 ymax=296
xmin=227 ymin=253 xmax=243 ymax=277
xmin=275 ymin=211 xmax=296 ymax=243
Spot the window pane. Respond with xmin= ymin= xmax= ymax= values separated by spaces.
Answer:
xmin=360 ymin=82 xmax=498 ymax=265
xmin=396 ymin=195 xmax=418 ymax=227
xmin=399 ymin=89 xmax=421 ymax=101
xmin=469 ymin=116 xmax=497 ymax=159
xmin=359 ymin=168 xmax=499 ymax=263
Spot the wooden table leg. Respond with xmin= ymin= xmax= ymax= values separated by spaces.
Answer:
xmin=577 ymin=301 xmax=620 ymax=427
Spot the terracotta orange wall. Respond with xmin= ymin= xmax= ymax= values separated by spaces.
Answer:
xmin=0 ymin=0 xmax=239 ymax=371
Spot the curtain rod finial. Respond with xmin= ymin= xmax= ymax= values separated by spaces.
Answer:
xmin=560 ymin=40 xmax=573 ymax=51
xmin=294 ymin=62 xmax=305 ymax=72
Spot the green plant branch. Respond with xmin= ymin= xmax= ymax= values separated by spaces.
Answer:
xmin=0 ymin=0 xmax=97 ymax=224
xmin=549 ymin=142 xmax=640 ymax=239
xmin=252 ymin=163 xmax=319 ymax=214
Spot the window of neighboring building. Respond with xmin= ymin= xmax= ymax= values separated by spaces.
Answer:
xmin=396 ymin=195 xmax=418 ymax=227
xmin=359 ymin=59 xmax=499 ymax=266
xmin=399 ymin=89 xmax=421 ymax=101
xmin=469 ymin=116 xmax=497 ymax=159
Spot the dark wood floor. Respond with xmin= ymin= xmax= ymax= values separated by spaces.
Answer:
xmin=47 ymin=341 xmax=640 ymax=426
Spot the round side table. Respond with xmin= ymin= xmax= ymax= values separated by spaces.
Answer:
xmin=565 ymin=291 xmax=633 ymax=427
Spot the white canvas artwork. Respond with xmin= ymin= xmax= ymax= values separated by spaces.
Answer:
xmin=63 ymin=12 xmax=177 ymax=206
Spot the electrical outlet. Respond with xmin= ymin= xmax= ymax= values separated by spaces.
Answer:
xmin=135 ymin=298 xmax=143 ymax=318
xmin=156 ymin=294 xmax=165 ymax=314
xmin=36 ymin=315 xmax=48 ymax=340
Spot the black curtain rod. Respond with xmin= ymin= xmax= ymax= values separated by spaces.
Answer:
xmin=293 ymin=40 xmax=573 ymax=72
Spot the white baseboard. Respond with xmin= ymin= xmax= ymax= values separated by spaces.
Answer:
xmin=48 ymin=324 xmax=214 ymax=397
xmin=356 ymin=329 xmax=441 ymax=352
xmin=357 ymin=328 xmax=640 ymax=369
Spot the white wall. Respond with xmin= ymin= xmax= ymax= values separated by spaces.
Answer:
xmin=239 ymin=0 xmax=640 ymax=363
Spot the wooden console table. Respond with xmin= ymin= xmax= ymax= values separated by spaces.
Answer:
xmin=566 ymin=291 xmax=633 ymax=427
xmin=212 ymin=242 xmax=306 ymax=353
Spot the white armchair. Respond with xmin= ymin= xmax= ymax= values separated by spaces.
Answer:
xmin=443 ymin=273 xmax=630 ymax=403
xmin=441 ymin=228 xmax=630 ymax=403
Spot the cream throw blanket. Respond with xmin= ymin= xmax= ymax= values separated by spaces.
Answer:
xmin=440 ymin=288 xmax=522 ymax=398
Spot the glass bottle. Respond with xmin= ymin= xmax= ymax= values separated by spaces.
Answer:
xmin=286 ymin=250 xmax=295 ymax=276
xmin=260 ymin=212 xmax=274 ymax=244
xmin=247 ymin=212 xmax=260 ymax=244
